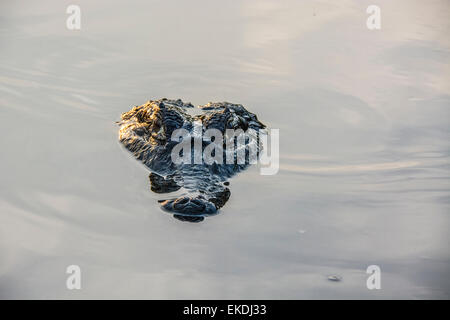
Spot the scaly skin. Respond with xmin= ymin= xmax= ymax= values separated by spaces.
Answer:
xmin=118 ymin=98 xmax=265 ymax=222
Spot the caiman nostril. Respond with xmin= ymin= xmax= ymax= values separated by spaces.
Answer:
xmin=190 ymin=199 xmax=206 ymax=210
xmin=163 ymin=196 xmax=215 ymax=215
xmin=172 ymin=197 xmax=206 ymax=212
xmin=190 ymin=199 xmax=204 ymax=206
xmin=174 ymin=197 xmax=189 ymax=206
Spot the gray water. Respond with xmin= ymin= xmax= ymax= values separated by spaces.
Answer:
xmin=0 ymin=0 xmax=449 ymax=299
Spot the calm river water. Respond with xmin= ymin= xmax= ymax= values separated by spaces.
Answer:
xmin=0 ymin=0 xmax=449 ymax=298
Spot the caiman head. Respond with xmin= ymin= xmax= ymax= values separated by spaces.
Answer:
xmin=118 ymin=98 xmax=265 ymax=222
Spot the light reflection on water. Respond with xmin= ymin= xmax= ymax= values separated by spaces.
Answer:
xmin=0 ymin=0 xmax=449 ymax=298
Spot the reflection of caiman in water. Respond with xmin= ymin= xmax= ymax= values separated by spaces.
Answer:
xmin=118 ymin=99 xmax=265 ymax=222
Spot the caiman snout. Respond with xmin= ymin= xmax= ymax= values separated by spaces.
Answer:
xmin=161 ymin=196 xmax=217 ymax=215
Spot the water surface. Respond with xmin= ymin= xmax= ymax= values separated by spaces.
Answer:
xmin=0 ymin=0 xmax=449 ymax=298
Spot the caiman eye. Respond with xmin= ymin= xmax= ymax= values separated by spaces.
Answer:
xmin=228 ymin=115 xmax=248 ymax=130
xmin=239 ymin=116 xmax=248 ymax=130
xmin=134 ymin=127 xmax=147 ymax=136
xmin=152 ymin=121 xmax=160 ymax=132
